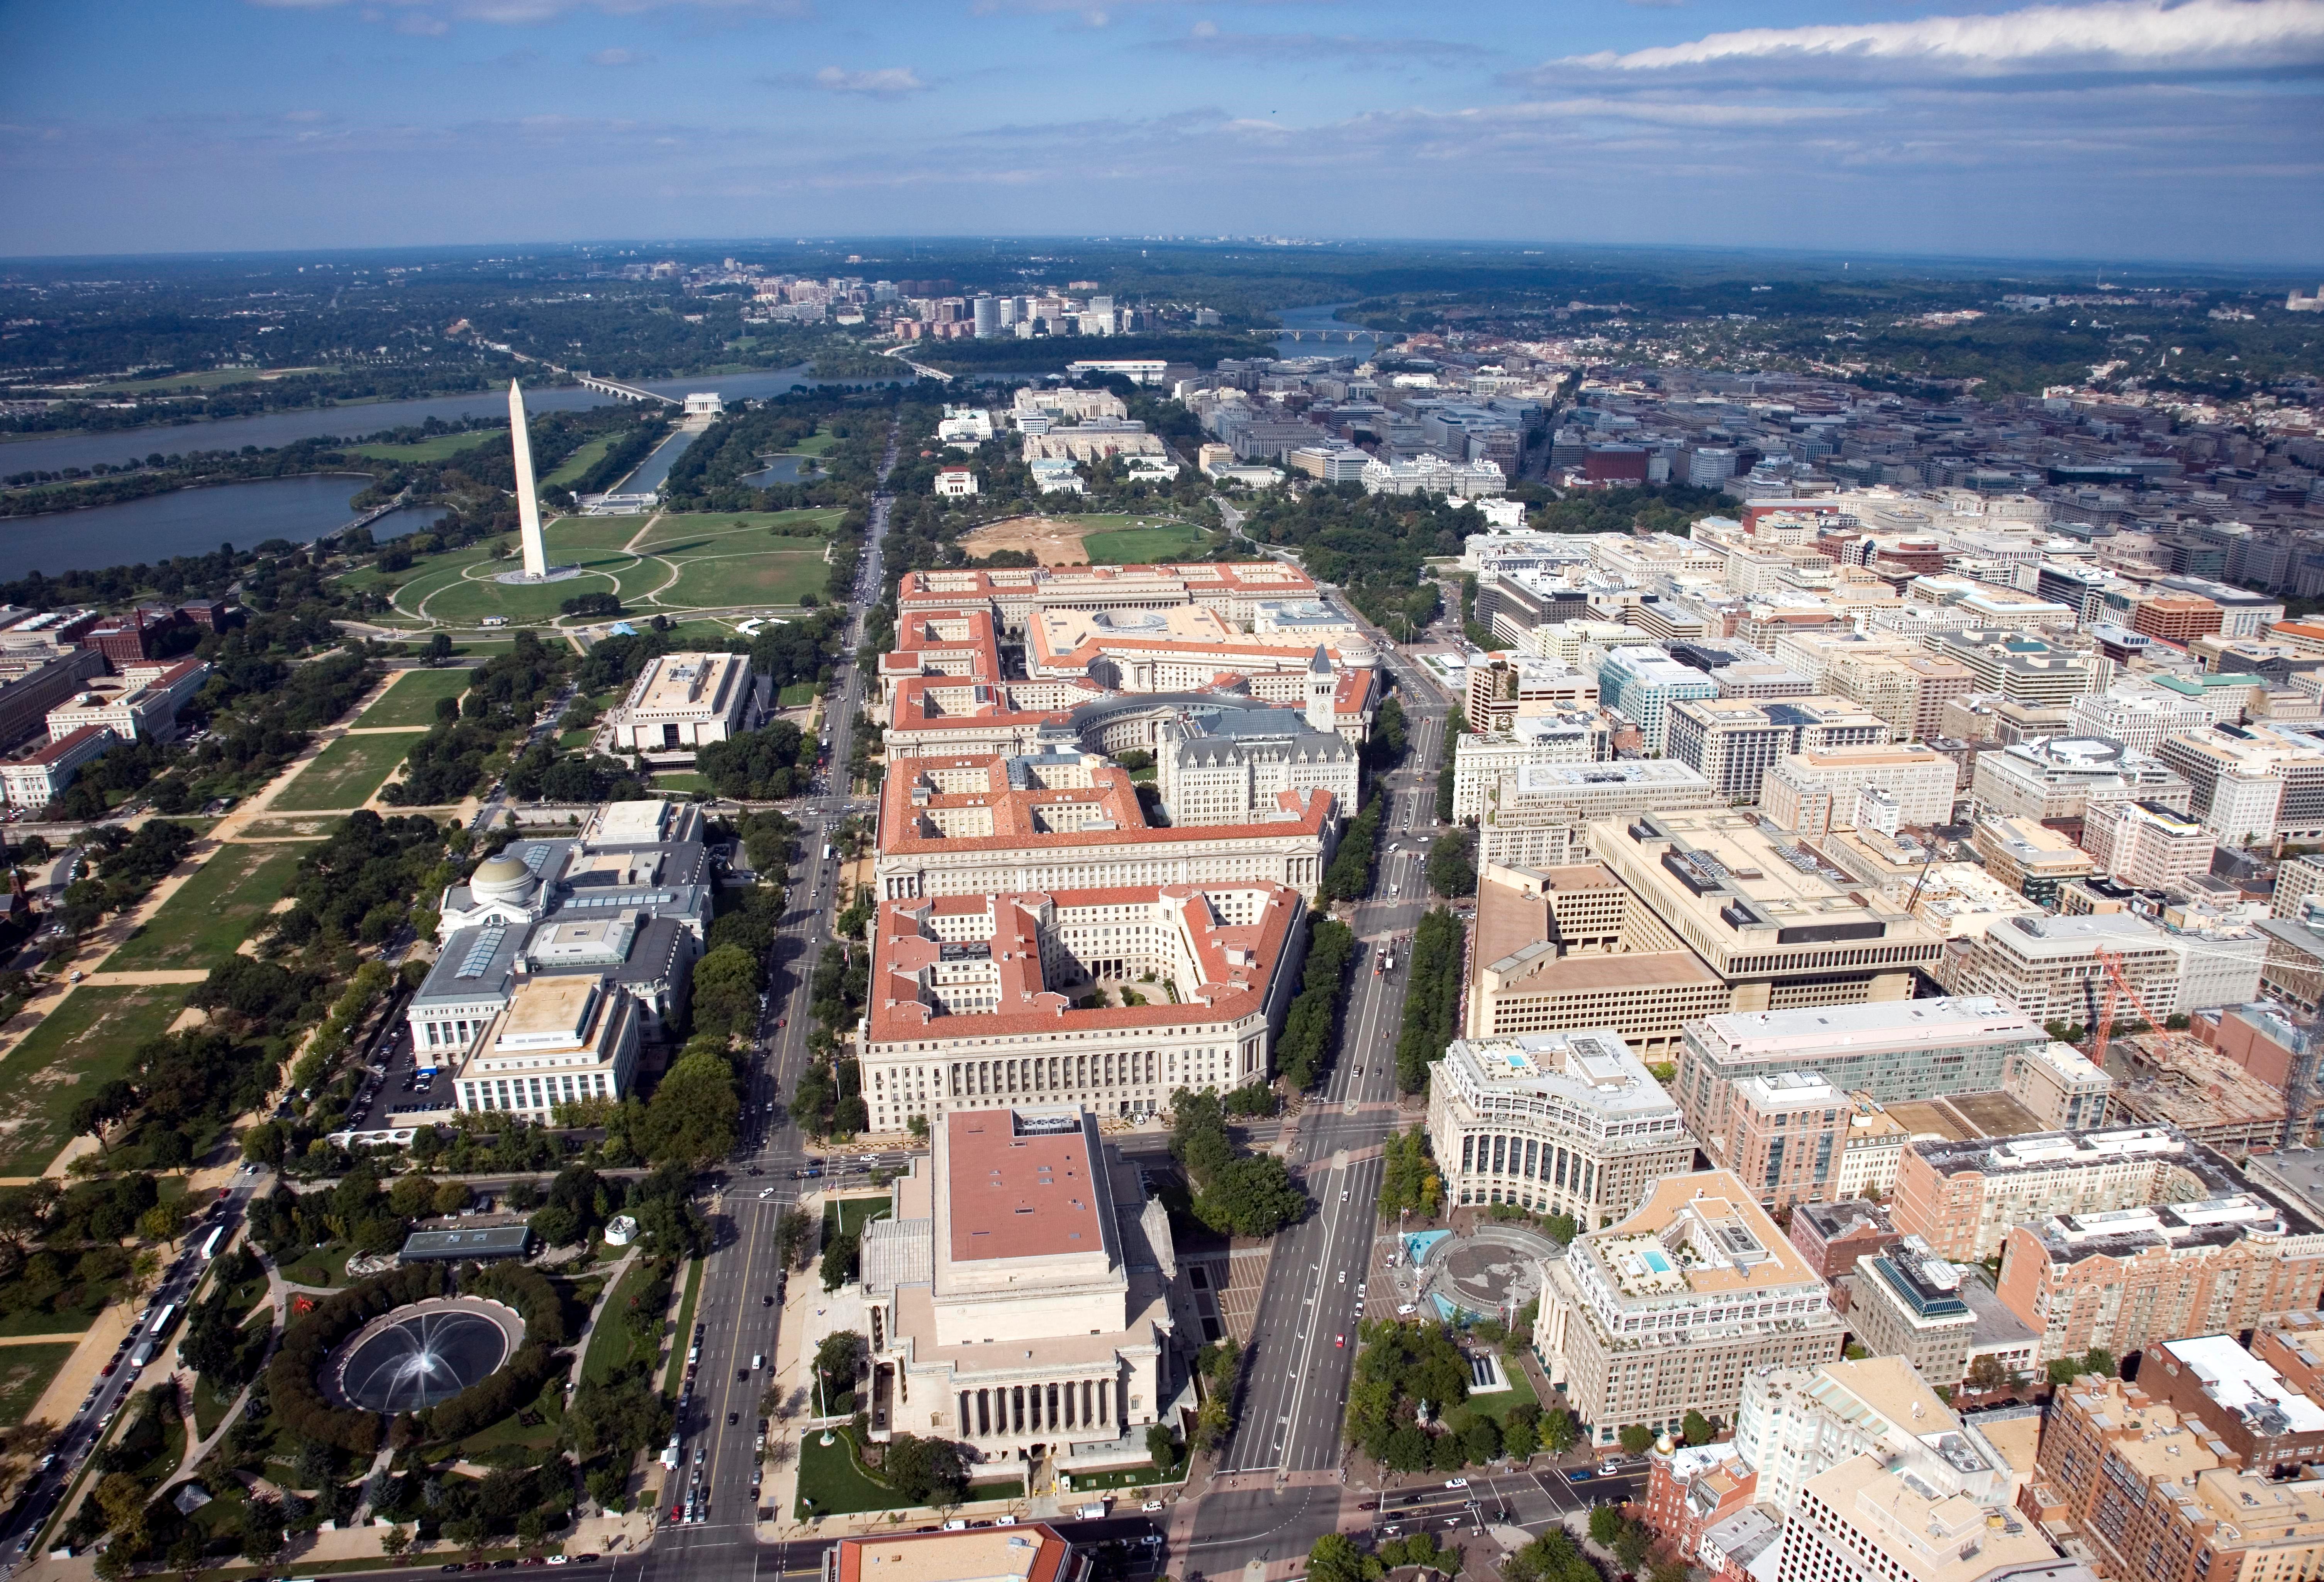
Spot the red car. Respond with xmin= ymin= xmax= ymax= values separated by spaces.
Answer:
xmin=1335 ymin=1334 xmax=1345 ymax=1348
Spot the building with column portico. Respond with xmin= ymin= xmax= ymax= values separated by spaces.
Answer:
xmin=849 ymin=1108 xmax=1181 ymax=1484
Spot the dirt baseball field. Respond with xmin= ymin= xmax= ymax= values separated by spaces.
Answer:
xmin=958 ymin=515 xmax=1093 ymax=565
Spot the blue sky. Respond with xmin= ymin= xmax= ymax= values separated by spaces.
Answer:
xmin=3 ymin=0 xmax=2321 ymax=264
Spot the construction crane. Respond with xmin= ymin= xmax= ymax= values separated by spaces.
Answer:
xmin=2085 ymin=947 xmax=2171 ymax=1060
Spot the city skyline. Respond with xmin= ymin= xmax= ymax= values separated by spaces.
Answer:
xmin=3 ymin=0 xmax=2321 ymax=263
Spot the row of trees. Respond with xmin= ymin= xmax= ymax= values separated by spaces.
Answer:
xmin=1322 ymin=794 xmax=1384 ymax=904
xmin=1393 ymin=910 xmax=1466 ymax=1093
xmin=1274 ymin=916 xmax=1355 ymax=1090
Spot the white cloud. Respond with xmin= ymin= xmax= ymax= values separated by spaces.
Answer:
xmin=588 ymin=47 xmax=651 ymax=65
xmin=813 ymin=65 xmax=930 ymax=96
xmin=1532 ymin=0 xmax=2324 ymax=83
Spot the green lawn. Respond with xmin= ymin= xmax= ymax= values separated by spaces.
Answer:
xmin=632 ymin=509 xmax=842 ymax=553
xmin=271 ymin=732 xmax=416 ymax=811
xmin=278 ymin=1243 xmax=358 ymax=1288
xmin=778 ymin=683 xmax=817 ymax=707
xmin=337 ymin=506 xmax=832 ymax=627
xmin=651 ymin=548 xmax=826 ymax=610
xmin=0 ymin=986 xmax=185 ymax=1175
xmin=544 ymin=433 xmax=620 ymax=488
xmin=652 ymin=772 xmax=706 ymax=793
xmin=1060 ymin=1463 xmax=1163 ymax=1493
xmin=103 ymin=842 xmax=316 ymax=973
xmin=80 ymin=366 xmax=331 ymax=395
xmin=582 ymin=1258 xmax=660 ymax=1386
xmin=357 ymin=667 xmax=473 ymax=728
xmin=542 ymin=513 xmax=654 ymax=557
xmin=0 ymin=1343 xmax=75 ymax=1421
xmin=1081 ymin=521 xmax=1213 ymax=564
xmin=822 ymin=1196 xmax=890 ymax=1241
xmin=349 ymin=429 xmax=507 ymax=464
xmin=793 ymin=1428 xmax=903 ymax=1519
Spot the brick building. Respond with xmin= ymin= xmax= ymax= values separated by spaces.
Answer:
xmin=1787 ymin=1197 xmax=1900 ymax=1281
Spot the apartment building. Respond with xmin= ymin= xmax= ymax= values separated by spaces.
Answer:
xmin=1476 ymin=760 xmax=1719 ymax=871
xmin=2068 ymin=687 xmax=2210 ymax=754
xmin=1788 ymin=1197 xmax=1900 ymax=1280
xmin=859 ymin=882 xmax=1306 ymax=1131
xmin=1763 ymin=744 xmax=1958 ymax=830
xmin=1695 ymin=1071 xmax=1852 ymax=1209
xmin=1968 ymin=737 xmax=2191 ymax=824
xmin=1664 ymin=695 xmax=1892 ymax=806
xmin=1466 ymin=862 xmax=1731 ymax=1058
xmin=1599 ymin=647 xmax=1720 ymax=754
xmin=1927 ymin=631 xmax=2095 ymax=711
xmin=1450 ymin=713 xmax=1609 ymax=822
xmin=2034 ymin=1373 xmax=2324 ymax=1582
xmin=1734 ymin=1355 xmax=2015 ymax=1515
xmin=1889 ymin=1125 xmax=2214 ymax=1263
xmin=1779 ymin=1451 xmax=2084 ymax=1582
xmin=871 ymin=751 xmax=1336 ymax=903
xmin=2004 ymin=1041 xmax=2116 ymax=1132
xmin=1940 ymin=912 xmax=2183 ymax=1030
xmin=2079 ymin=798 xmax=2216 ymax=889
xmin=1971 ymin=816 xmax=2099 ymax=906
xmin=1533 ymin=1171 xmax=1847 ymax=1446
xmin=1464 ymin=652 xmax=1600 ymax=733
xmin=1675 ymin=996 xmax=2054 ymax=1152
xmin=1426 ymin=1030 xmax=1697 ymax=1220
xmin=1585 ymin=810 xmax=1945 ymax=1013
xmin=1641 ymin=1443 xmax=1758 ymax=1564
xmin=1831 ymin=652 xmax=1975 ymax=742
xmin=2156 ymin=722 xmax=2324 ymax=846
xmin=1845 ymin=1234 xmax=1982 ymax=1388
xmin=1996 ymin=1183 xmax=2324 ymax=1362
xmin=2141 ymin=1332 xmax=2324 ymax=1471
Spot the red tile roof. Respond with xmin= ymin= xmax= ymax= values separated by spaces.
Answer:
xmin=946 ymin=1112 xmax=1102 ymax=1262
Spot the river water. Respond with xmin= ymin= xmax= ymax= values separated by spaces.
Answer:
xmin=0 ymin=363 xmax=877 ymax=480
xmin=1270 ymin=301 xmax=1395 ymax=362
xmin=0 ymin=477 xmax=444 ymax=583
xmin=0 ymin=363 xmax=897 ymax=579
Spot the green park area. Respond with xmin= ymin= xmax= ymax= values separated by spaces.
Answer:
xmin=0 ymin=985 xmax=185 ymax=1176
xmin=0 ymin=1343 xmax=76 ymax=1420
xmin=103 ymin=841 xmax=316 ymax=973
xmin=544 ymin=433 xmax=621 ymax=488
xmin=339 ymin=506 xmax=839 ymax=628
xmin=348 ymin=428 xmax=507 ymax=464
xmin=631 ymin=509 xmax=842 ymax=553
xmin=271 ymin=732 xmax=417 ymax=811
xmin=356 ymin=667 xmax=472 ymax=728
xmin=84 ymin=367 xmax=331 ymax=396
xmin=1080 ymin=517 xmax=1214 ymax=564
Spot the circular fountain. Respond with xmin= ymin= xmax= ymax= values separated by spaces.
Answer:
xmin=330 ymin=1297 xmax=524 ymax=1413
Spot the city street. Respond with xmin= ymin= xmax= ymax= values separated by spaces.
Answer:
xmin=627 ymin=424 xmax=900 ymax=1582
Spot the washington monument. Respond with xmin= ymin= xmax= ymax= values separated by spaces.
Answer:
xmin=509 ymin=379 xmax=548 ymax=579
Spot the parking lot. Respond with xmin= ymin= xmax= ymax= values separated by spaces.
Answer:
xmin=342 ymin=1018 xmax=450 ymax=1131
